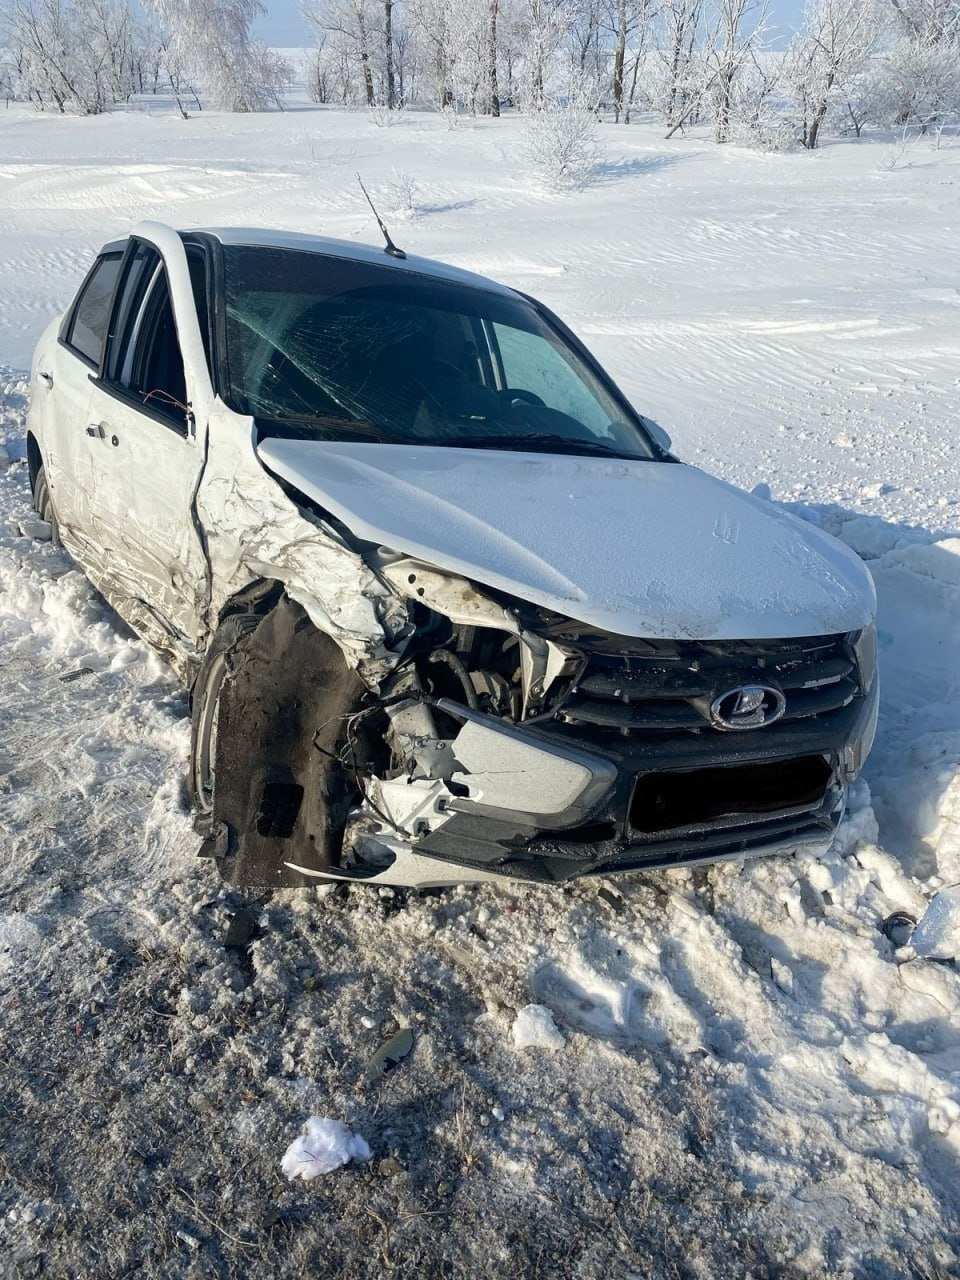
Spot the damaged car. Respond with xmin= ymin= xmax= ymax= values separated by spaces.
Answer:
xmin=26 ymin=220 xmax=879 ymax=887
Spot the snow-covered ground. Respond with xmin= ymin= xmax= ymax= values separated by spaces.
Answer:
xmin=2 ymin=99 xmax=960 ymax=1277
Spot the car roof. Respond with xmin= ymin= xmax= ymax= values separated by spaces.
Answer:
xmin=101 ymin=227 xmax=519 ymax=299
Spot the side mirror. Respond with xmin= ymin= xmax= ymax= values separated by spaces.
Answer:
xmin=644 ymin=419 xmax=673 ymax=455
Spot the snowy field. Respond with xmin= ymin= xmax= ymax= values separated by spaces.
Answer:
xmin=2 ymin=98 xmax=960 ymax=1278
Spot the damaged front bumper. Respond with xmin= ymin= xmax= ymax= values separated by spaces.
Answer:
xmin=285 ymin=675 xmax=879 ymax=888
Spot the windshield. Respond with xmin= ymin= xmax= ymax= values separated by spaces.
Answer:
xmin=221 ymin=246 xmax=656 ymax=460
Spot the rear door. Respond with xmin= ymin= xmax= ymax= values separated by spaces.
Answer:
xmin=83 ymin=230 xmax=214 ymax=655
xmin=43 ymin=250 xmax=124 ymax=541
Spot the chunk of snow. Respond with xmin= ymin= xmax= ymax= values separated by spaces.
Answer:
xmin=912 ymin=887 xmax=960 ymax=961
xmin=17 ymin=516 xmax=51 ymax=541
xmin=839 ymin=516 xmax=901 ymax=560
xmin=884 ymin=539 xmax=960 ymax=588
xmin=280 ymin=1117 xmax=371 ymax=1180
xmin=512 ymin=1003 xmax=564 ymax=1051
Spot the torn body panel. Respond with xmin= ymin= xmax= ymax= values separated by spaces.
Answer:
xmin=197 ymin=401 xmax=410 ymax=687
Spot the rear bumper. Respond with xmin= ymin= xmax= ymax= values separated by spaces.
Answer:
xmin=319 ymin=677 xmax=878 ymax=887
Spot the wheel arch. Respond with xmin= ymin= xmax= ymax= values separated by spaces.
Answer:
xmin=216 ymin=576 xmax=288 ymax=626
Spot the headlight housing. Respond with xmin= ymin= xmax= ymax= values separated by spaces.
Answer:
xmin=852 ymin=622 xmax=877 ymax=694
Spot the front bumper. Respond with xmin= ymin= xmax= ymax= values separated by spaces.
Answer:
xmin=317 ymin=676 xmax=879 ymax=887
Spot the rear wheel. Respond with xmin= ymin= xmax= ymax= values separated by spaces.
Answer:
xmin=32 ymin=463 xmax=60 ymax=547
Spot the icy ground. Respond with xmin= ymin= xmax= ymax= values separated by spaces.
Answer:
xmin=2 ymin=100 xmax=960 ymax=1278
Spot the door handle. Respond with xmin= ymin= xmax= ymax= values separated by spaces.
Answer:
xmin=86 ymin=423 xmax=105 ymax=439
xmin=38 ymin=371 xmax=54 ymax=388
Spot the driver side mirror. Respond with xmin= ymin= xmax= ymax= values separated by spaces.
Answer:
xmin=644 ymin=419 xmax=673 ymax=455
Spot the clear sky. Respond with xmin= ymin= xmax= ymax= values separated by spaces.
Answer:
xmin=254 ymin=0 xmax=806 ymax=50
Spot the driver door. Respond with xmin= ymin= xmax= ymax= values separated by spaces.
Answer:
xmin=83 ymin=229 xmax=214 ymax=656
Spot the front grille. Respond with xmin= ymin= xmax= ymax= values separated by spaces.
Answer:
xmin=552 ymin=633 xmax=859 ymax=737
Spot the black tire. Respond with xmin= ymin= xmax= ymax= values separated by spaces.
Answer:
xmin=189 ymin=612 xmax=262 ymax=823
xmin=32 ymin=463 xmax=60 ymax=548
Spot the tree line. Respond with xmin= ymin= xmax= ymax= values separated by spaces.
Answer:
xmin=1 ymin=0 xmax=958 ymax=152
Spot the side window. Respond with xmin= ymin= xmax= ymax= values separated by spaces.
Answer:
xmin=492 ymin=322 xmax=610 ymax=436
xmin=65 ymin=254 xmax=123 ymax=367
xmin=128 ymin=271 xmax=190 ymax=431
xmin=102 ymin=243 xmax=211 ymax=434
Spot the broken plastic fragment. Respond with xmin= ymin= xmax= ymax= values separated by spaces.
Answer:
xmin=364 ymin=1026 xmax=414 ymax=1080
xmin=881 ymin=910 xmax=916 ymax=949
xmin=281 ymin=1117 xmax=371 ymax=1180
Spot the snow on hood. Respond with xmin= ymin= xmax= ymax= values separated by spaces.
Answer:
xmin=255 ymin=439 xmax=876 ymax=640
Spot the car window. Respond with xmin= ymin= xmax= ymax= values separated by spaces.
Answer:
xmin=221 ymin=246 xmax=656 ymax=460
xmin=108 ymin=241 xmax=161 ymax=384
xmin=128 ymin=270 xmax=190 ymax=429
xmin=492 ymin=322 xmax=612 ymax=437
xmin=66 ymin=253 xmax=123 ymax=367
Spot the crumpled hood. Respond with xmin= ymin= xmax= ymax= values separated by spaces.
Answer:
xmin=256 ymin=439 xmax=875 ymax=640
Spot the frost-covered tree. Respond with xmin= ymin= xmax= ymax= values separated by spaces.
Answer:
xmin=868 ymin=32 xmax=960 ymax=128
xmin=604 ymin=0 xmax=656 ymax=122
xmin=885 ymin=0 xmax=959 ymax=42
xmin=707 ymin=0 xmax=769 ymax=141
xmin=2 ymin=0 xmax=123 ymax=111
xmin=656 ymin=0 xmax=706 ymax=127
xmin=145 ymin=0 xmax=290 ymax=111
xmin=786 ymin=0 xmax=882 ymax=148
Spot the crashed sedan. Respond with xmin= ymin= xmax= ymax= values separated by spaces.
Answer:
xmin=26 ymin=221 xmax=878 ymax=887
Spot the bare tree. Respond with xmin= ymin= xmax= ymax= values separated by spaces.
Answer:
xmin=384 ymin=0 xmax=396 ymax=105
xmin=487 ymin=0 xmax=500 ymax=114
xmin=146 ymin=0 xmax=290 ymax=110
xmin=706 ymin=0 xmax=768 ymax=141
xmin=787 ymin=0 xmax=881 ymax=149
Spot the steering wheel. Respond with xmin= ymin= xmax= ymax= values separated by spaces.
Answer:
xmin=500 ymin=388 xmax=546 ymax=409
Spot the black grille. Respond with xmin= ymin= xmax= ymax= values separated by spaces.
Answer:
xmin=552 ymin=633 xmax=859 ymax=737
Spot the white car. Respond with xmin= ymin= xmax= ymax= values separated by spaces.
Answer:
xmin=26 ymin=220 xmax=878 ymax=888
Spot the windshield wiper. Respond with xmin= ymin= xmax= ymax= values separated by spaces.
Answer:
xmin=437 ymin=433 xmax=646 ymax=459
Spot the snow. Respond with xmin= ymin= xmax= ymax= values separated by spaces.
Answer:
xmin=280 ymin=1117 xmax=371 ymax=1180
xmin=511 ymin=1004 xmax=565 ymax=1051
xmin=912 ymin=887 xmax=960 ymax=960
xmin=2 ymin=96 xmax=960 ymax=1274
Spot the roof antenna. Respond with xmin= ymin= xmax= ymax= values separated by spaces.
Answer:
xmin=356 ymin=174 xmax=407 ymax=260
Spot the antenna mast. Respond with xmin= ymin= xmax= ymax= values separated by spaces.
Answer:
xmin=356 ymin=174 xmax=407 ymax=260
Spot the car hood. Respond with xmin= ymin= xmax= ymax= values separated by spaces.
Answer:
xmin=256 ymin=439 xmax=875 ymax=640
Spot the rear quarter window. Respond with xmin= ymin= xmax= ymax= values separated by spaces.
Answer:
xmin=65 ymin=253 xmax=123 ymax=367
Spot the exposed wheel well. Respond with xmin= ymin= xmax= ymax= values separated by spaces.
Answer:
xmin=26 ymin=433 xmax=42 ymax=492
xmin=217 ymin=577 xmax=285 ymax=626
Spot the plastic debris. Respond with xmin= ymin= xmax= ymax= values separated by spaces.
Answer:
xmin=281 ymin=1117 xmax=371 ymax=1181
xmin=882 ymin=910 xmax=917 ymax=949
xmin=365 ymin=1026 xmax=414 ymax=1080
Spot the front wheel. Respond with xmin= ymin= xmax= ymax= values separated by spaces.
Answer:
xmin=189 ymin=612 xmax=261 ymax=825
